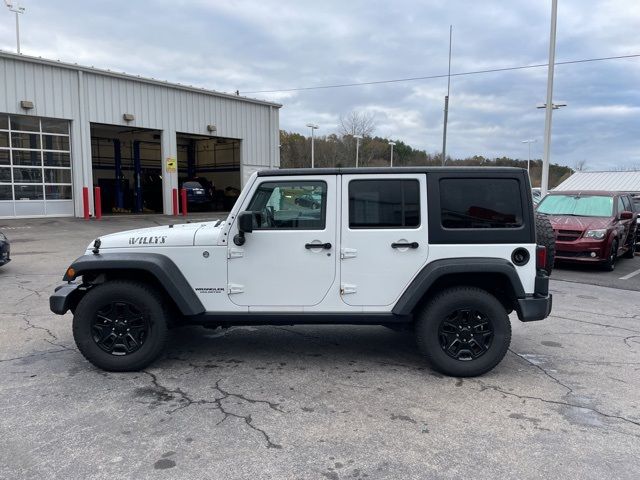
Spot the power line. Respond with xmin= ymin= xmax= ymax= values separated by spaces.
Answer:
xmin=240 ymin=53 xmax=640 ymax=94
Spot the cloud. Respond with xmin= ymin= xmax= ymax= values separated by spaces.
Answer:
xmin=0 ymin=0 xmax=638 ymax=169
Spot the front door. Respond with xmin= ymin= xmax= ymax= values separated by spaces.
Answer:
xmin=227 ymin=176 xmax=337 ymax=308
xmin=340 ymin=174 xmax=429 ymax=306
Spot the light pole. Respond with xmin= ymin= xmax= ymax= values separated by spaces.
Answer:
xmin=388 ymin=141 xmax=396 ymax=167
xmin=540 ymin=0 xmax=558 ymax=197
xmin=306 ymin=123 xmax=319 ymax=168
xmin=521 ymin=139 xmax=537 ymax=176
xmin=4 ymin=1 xmax=25 ymax=54
xmin=353 ymin=134 xmax=363 ymax=167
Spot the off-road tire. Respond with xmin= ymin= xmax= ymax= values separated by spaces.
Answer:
xmin=415 ymin=287 xmax=511 ymax=377
xmin=535 ymin=213 xmax=555 ymax=275
xmin=73 ymin=281 xmax=169 ymax=371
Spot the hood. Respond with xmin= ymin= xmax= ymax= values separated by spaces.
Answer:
xmin=545 ymin=215 xmax=612 ymax=231
xmin=86 ymin=221 xmax=225 ymax=251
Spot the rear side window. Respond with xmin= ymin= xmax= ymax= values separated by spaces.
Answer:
xmin=621 ymin=196 xmax=632 ymax=212
xmin=440 ymin=178 xmax=523 ymax=229
xmin=349 ymin=179 xmax=420 ymax=228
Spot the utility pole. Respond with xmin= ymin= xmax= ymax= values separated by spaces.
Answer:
xmin=4 ymin=1 xmax=25 ymax=54
xmin=389 ymin=141 xmax=396 ymax=167
xmin=441 ymin=25 xmax=452 ymax=166
xmin=522 ymin=139 xmax=537 ymax=177
xmin=306 ymin=123 xmax=319 ymax=168
xmin=541 ymin=0 xmax=558 ymax=196
xmin=354 ymin=134 xmax=362 ymax=167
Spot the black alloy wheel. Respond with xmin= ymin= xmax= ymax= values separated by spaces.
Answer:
xmin=73 ymin=280 xmax=168 ymax=371
xmin=438 ymin=309 xmax=493 ymax=361
xmin=92 ymin=301 xmax=150 ymax=356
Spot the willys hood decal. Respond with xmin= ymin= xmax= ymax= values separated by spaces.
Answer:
xmin=86 ymin=221 xmax=225 ymax=251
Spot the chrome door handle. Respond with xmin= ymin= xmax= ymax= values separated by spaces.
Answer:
xmin=305 ymin=242 xmax=332 ymax=250
xmin=391 ymin=242 xmax=419 ymax=249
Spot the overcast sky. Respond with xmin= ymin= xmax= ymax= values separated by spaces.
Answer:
xmin=1 ymin=0 xmax=639 ymax=170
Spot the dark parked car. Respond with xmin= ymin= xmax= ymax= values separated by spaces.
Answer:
xmin=295 ymin=193 xmax=322 ymax=209
xmin=181 ymin=180 xmax=213 ymax=211
xmin=0 ymin=231 xmax=10 ymax=267
xmin=537 ymin=190 xmax=637 ymax=270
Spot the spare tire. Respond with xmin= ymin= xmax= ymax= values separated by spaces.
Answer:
xmin=535 ymin=213 xmax=556 ymax=275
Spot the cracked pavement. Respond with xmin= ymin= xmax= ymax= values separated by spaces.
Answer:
xmin=1 ymin=216 xmax=639 ymax=479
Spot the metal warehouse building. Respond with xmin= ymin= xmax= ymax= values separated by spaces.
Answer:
xmin=0 ymin=51 xmax=281 ymax=218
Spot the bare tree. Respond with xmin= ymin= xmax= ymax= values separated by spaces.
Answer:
xmin=338 ymin=111 xmax=376 ymax=138
xmin=574 ymin=159 xmax=588 ymax=172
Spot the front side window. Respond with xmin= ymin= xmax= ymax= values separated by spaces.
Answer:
xmin=349 ymin=179 xmax=420 ymax=229
xmin=440 ymin=178 xmax=523 ymax=229
xmin=538 ymin=194 xmax=613 ymax=217
xmin=247 ymin=180 xmax=326 ymax=230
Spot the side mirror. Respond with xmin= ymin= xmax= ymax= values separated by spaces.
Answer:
xmin=238 ymin=211 xmax=254 ymax=233
xmin=620 ymin=211 xmax=634 ymax=220
xmin=234 ymin=211 xmax=256 ymax=246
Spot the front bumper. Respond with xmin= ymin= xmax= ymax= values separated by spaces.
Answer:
xmin=555 ymin=238 xmax=608 ymax=263
xmin=49 ymin=283 xmax=82 ymax=315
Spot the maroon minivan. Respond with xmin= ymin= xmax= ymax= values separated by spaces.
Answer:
xmin=536 ymin=190 xmax=637 ymax=271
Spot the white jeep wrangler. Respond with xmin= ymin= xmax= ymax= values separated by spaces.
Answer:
xmin=50 ymin=167 xmax=552 ymax=377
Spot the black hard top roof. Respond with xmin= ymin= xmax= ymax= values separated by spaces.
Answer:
xmin=257 ymin=166 xmax=526 ymax=177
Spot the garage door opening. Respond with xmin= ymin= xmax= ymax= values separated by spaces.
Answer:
xmin=91 ymin=124 xmax=162 ymax=214
xmin=177 ymin=133 xmax=241 ymax=212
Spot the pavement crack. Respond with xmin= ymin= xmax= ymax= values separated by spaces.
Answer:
xmin=478 ymin=382 xmax=640 ymax=429
xmin=551 ymin=315 xmax=640 ymax=335
xmin=0 ymin=348 xmax=72 ymax=363
xmin=140 ymin=371 xmax=283 ymax=449
xmin=624 ymin=335 xmax=640 ymax=348
xmin=509 ymin=349 xmax=573 ymax=395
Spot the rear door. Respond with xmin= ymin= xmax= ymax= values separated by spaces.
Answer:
xmin=339 ymin=174 xmax=428 ymax=306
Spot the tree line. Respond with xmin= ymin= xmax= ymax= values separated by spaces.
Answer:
xmin=279 ymin=130 xmax=573 ymax=188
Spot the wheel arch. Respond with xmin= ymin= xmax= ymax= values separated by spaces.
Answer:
xmin=64 ymin=253 xmax=205 ymax=316
xmin=393 ymin=258 xmax=525 ymax=317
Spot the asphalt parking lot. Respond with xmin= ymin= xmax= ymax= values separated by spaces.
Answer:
xmin=1 ymin=216 xmax=639 ymax=479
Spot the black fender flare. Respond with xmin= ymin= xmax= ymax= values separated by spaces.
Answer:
xmin=392 ymin=257 xmax=526 ymax=316
xmin=64 ymin=253 xmax=205 ymax=316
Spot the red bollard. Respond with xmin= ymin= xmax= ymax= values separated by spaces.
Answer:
xmin=82 ymin=187 xmax=90 ymax=220
xmin=180 ymin=188 xmax=188 ymax=217
xmin=94 ymin=187 xmax=102 ymax=220
xmin=172 ymin=188 xmax=178 ymax=216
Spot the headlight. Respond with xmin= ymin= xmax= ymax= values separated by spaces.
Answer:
xmin=585 ymin=229 xmax=607 ymax=240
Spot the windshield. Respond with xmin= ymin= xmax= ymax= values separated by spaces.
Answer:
xmin=183 ymin=182 xmax=203 ymax=189
xmin=537 ymin=194 xmax=613 ymax=217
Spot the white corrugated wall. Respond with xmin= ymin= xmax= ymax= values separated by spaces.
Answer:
xmin=0 ymin=52 xmax=280 ymax=217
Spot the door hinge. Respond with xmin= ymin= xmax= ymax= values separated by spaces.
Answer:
xmin=228 ymin=248 xmax=244 ymax=259
xmin=228 ymin=283 xmax=245 ymax=294
xmin=340 ymin=283 xmax=357 ymax=295
xmin=340 ymin=248 xmax=357 ymax=259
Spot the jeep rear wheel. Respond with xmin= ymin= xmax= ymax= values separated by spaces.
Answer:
xmin=72 ymin=281 xmax=169 ymax=371
xmin=415 ymin=287 xmax=511 ymax=377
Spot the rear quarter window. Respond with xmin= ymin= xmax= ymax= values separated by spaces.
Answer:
xmin=440 ymin=178 xmax=523 ymax=229
xmin=427 ymin=173 xmax=534 ymax=244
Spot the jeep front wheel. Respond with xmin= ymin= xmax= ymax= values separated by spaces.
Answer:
xmin=72 ymin=280 xmax=169 ymax=371
xmin=415 ymin=287 xmax=511 ymax=377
